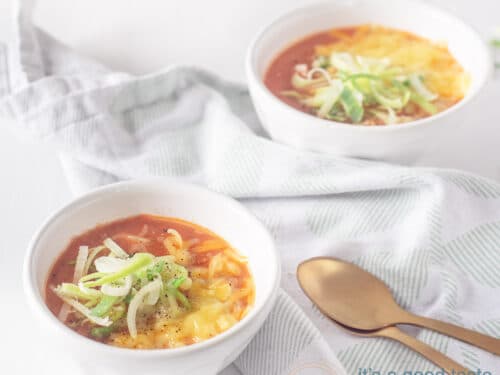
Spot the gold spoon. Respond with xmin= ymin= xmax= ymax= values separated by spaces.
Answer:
xmin=333 ymin=320 xmax=469 ymax=374
xmin=296 ymin=257 xmax=500 ymax=355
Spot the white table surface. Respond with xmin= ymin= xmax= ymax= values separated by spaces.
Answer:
xmin=1 ymin=0 xmax=499 ymax=374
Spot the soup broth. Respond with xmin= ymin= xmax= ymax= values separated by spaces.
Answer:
xmin=45 ymin=214 xmax=254 ymax=349
xmin=264 ymin=25 xmax=469 ymax=125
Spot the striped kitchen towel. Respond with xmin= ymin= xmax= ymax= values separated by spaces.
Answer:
xmin=1 ymin=1 xmax=499 ymax=374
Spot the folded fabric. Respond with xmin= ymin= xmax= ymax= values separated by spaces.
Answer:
xmin=1 ymin=1 xmax=499 ymax=374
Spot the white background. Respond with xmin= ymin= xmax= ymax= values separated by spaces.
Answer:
xmin=0 ymin=0 xmax=499 ymax=374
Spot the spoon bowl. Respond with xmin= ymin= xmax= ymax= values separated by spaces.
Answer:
xmin=297 ymin=256 xmax=403 ymax=330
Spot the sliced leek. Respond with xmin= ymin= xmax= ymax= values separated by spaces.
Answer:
xmin=52 ymin=235 xmax=192 ymax=339
xmin=282 ymin=51 xmax=439 ymax=124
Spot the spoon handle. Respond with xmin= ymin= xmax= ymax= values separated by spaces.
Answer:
xmin=403 ymin=313 xmax=500 ymax=355
xmin=378 ymin=326 xmax=469 ymax=374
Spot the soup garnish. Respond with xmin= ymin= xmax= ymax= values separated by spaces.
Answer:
xmin=46 ymin=215 xmax=254 ymax=349
xmin=265 ymin=25 xmax=470 ymax=125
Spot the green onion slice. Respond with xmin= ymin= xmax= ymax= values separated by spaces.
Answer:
xmin=340 ymin=86 xmax=364 ymax=123
xmin=91 ymin=295 xmax=119 ymax=317
xmin=83 ymin=253 xmax=153 ymax=288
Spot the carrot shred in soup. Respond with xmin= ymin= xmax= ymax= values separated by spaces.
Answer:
xmin=45 ymin=214 xmax=254 ymax=349
xmin=264 ymin=25 xmax=470 ymax=125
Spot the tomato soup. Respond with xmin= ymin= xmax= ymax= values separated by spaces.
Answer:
xmin=264 ymin=25 xmax=469 ymax=125
xmin=45 ymin=214 xmax=254 ymax=349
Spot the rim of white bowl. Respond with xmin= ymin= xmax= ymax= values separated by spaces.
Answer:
xmin=23 ymin=178 xmax=281 ymax=358
xmin=246 ymin=0 xmax=493 ymax=132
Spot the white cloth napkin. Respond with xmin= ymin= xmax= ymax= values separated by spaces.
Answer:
xmin=2 ymin=1 xmax=500 ymax=374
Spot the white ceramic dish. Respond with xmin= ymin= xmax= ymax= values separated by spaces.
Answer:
xmin=23 ymin=179 xmax=280 ymax=375
xmin=246 ymin=0 xmax=492 ymax=163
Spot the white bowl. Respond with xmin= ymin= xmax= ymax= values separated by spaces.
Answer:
xmin=23 ymin=179 xmax=280 ymax=375
xmin=246 ymin=0 xmax=492 ymax=162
